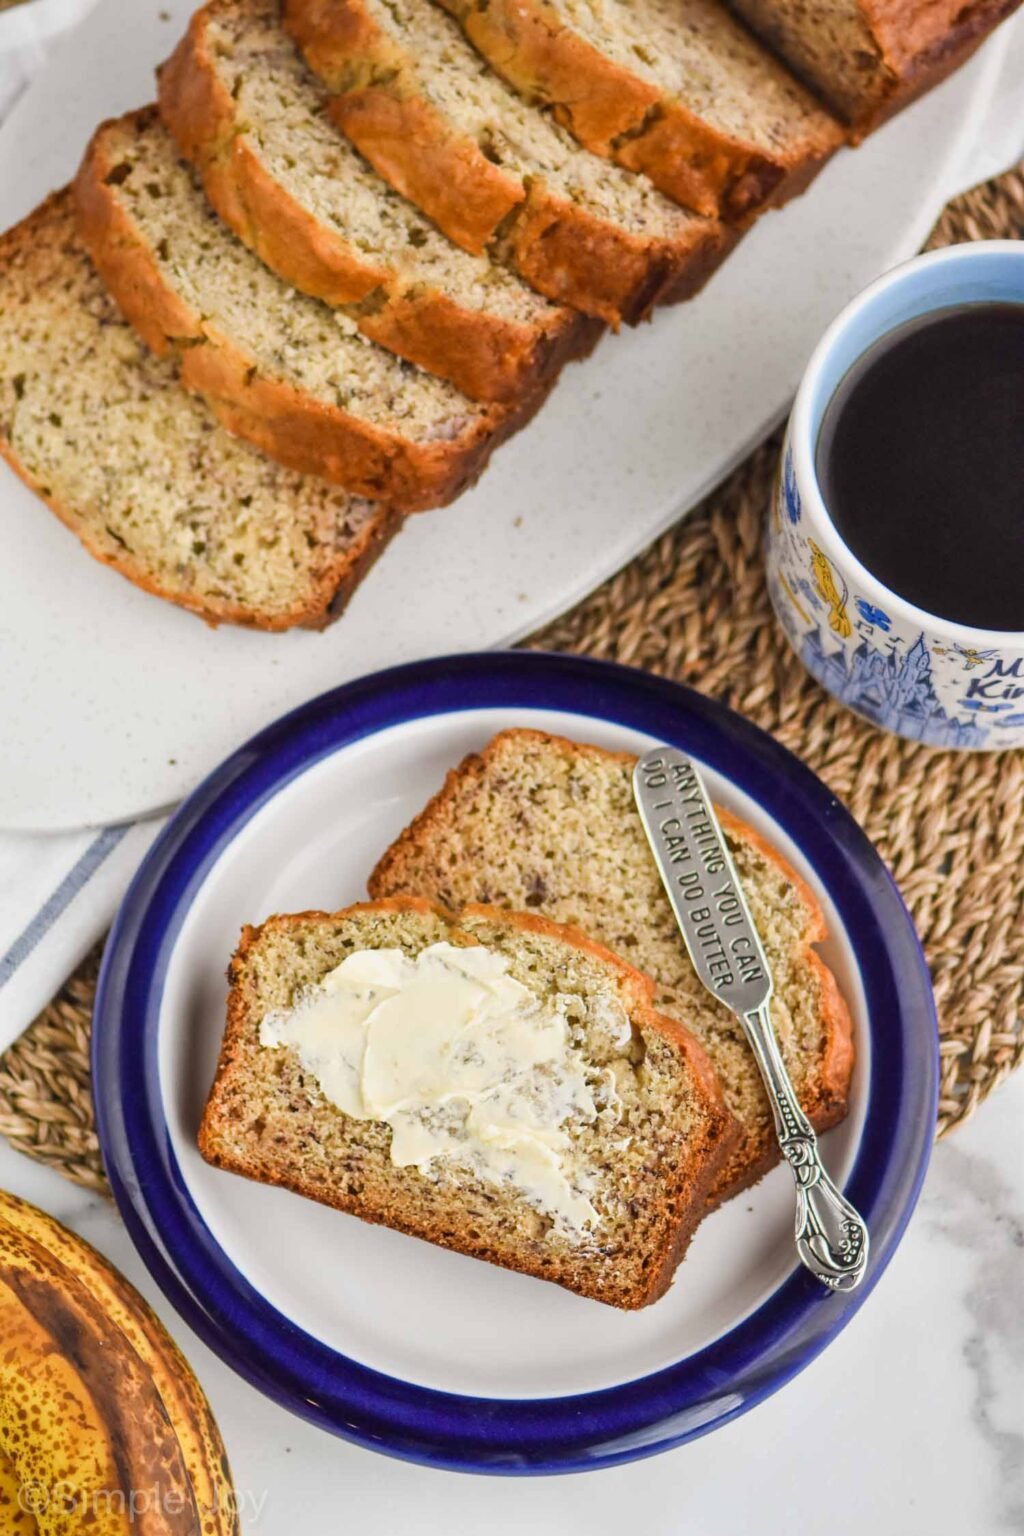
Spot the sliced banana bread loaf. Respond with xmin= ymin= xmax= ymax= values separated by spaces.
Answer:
xmin=159 ymin=0 xmax=600 ymax=403
xmin=75 ymin=110 xmax=527 ymax=510
xmin=725 ymin=0 xmax=1021 ymax=132
xmin=432 ymin=0 xmax=844 ymax=219
xmin=200 ymin=896 xmax=737 ymax=1307
xmin=284 ymin=0 xmax=731 ymax=325
xmin=369 ymin=730 xmax=855 ymax=1202
xmin=0 ymin=192 xmax=398 ymax=629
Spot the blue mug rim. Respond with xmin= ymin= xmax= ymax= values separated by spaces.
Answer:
xmin=790 ymin=239 xmax=1024 ymax=645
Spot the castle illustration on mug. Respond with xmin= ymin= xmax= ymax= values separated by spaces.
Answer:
xmin=767 ymin=446 xmax=1002 ymax=747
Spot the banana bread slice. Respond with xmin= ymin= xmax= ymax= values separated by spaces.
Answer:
xmin=0 ymin=192 xmax=398 ymax=630
xmin=284 ymin=0 xmax=731 ymax=325
xmin=433 ymin=0 xmax=844 ymax=219
xmin=200 ymin=896 xmax=737 ymax=1307
xmin=369 ymin=730 xmax=855 ymax=1203
xmin=159 ymin=0 xmax=600 ymax=403
xmin=75 ymin=109 xmax=528 ymax=510
xmin=725 ymin=0 xmax=1022 ymax=133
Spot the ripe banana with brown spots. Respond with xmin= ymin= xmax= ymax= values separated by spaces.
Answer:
xmin=0 ymin=1193 xmax=237 ymax=1536
xmin=0 ymin=1445 xmax=39 ymax=1533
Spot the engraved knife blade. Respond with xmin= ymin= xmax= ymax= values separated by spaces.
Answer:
xmin=633 ymin=746 xmax=869 ymax=1293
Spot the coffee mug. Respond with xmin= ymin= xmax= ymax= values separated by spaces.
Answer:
xmin=767 ymin=241 xmax=1024 ymax=751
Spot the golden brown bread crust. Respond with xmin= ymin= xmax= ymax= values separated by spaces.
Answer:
xmin=284 ymin=0 xmax=728 ymax=326
xmin=368 ymin=728 xmax=855 ymax=1204
xmin=73 ymin=109 xmax=524 ymax=512
xmin=361 ymin=288 xmax=600 ymax=406
xmin=508 ymin=184 xmax=738 ymax=320
xmin=713 ymin=805 xmax=856 ymax=1161
xmin=285 ymin=0 xmax=526 ymax=250
xmin=0 ymin=423 xmax=399 ymax=631
xmin=330 ymin=89 xmax=522 ymax=257
xmin=852 ymin=0 xmax=1022 ymax=133
xmin=0 ymin=192 xmax=401 ymax=631
xmin=158 ymin=10 xmax=388 ymax=305
xmin=325 ymin=88 xmax=729 ymax=325
xmin=432 ymin=0 xmax=843 ymax=219
xmin=157 ymin=7 xmax=600 ymax=403
xmin=200 ymin=895 xmax=740 ymax=1308
xmin=728 ymin=0 xmax=1019 ymax=134
xmin=433 ymin=0 xmax=791 ymax=220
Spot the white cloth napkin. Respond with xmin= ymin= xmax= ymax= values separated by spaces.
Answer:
xmin=946 ymin=14 xmax=1024 ymax=192
xmin=0 ymin=10 xmax=1022 ymax=1054
xmin=0 ymin=820 xmax=166 ymax=1044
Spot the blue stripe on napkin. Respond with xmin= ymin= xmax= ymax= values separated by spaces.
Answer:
xmin=0 ymin=825 xmax=129 ymax=990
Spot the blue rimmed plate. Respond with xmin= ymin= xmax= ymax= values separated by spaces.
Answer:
xmin=93 ymin=652 xmax=937 ymax=1473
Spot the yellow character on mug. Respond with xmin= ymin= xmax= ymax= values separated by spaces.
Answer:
xmin=809 ymin=540 xmax=852 ymax=639
xmin=953 ymin=644 xmax=998 ymax=671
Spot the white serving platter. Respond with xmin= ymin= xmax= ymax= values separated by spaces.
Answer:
xmin=0 ymin=0 xmax=95 ymax=51
xmin=0 ymin=0 xmax=1016 ymax=831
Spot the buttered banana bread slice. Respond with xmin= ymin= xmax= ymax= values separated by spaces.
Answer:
xmin=201 ymin=897 xmax=737 ymax=1307
xmin=159 ymin=0 xmax=600 ymax=403
xmin=725 ymin=0 xmax=1021 ymax=132
xmin=432 ymin=0 xmax=844 ymax=220
xmin=369 ymin=730 xmax=855 ymax=1203
xmin=284 ymin=0 xmax=730 ymax=326
xmin=0 ymin=192 xmax=398 ymax=629
xmin=75 ymin=110 xmax=526 ymax=510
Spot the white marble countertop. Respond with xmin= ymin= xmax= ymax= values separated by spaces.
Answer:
xmin=0 ymin=1072 xmax=1020 ymax=1534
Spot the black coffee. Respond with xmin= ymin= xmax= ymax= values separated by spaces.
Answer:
xmin=816 ymin=302 xmax=1024 ymax=630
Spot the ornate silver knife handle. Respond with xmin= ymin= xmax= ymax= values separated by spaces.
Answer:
xmin=742 ymin=1000 xmax=868 ymax=1289
xmin=633 ymin=746 xmax=869 ymax=1293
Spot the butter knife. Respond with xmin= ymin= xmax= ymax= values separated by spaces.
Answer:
xmin=633 ymin=746 xmax=869 ymax=1293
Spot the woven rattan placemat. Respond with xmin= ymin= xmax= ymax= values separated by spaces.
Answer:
xmin=2 ymin=167 xmax=1022 ymax=1195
